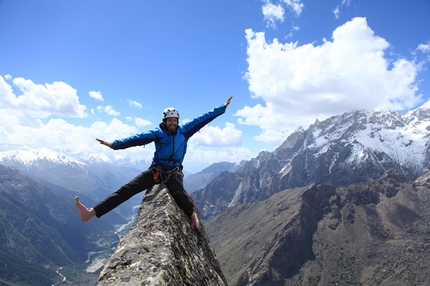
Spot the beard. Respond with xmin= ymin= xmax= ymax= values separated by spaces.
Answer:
xmin=167 ymin=124 xmax=177 ymax=131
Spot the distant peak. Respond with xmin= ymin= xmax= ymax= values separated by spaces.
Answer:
xmin=0 ymin=147 xmax=85 ymax=167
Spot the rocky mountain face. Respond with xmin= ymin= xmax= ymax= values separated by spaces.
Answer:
xmin=0 ymin=148 xmax=232 ymax=285
xmin=194 ymin=108 xmax=430 ymax=220
xmin=0 ymin=148 xmax=145 ymax=219
xmin=184 ymin=161 xmax=244 ymax=193
xmin=0 ymin=160 xmax=228 ymax=285
xmin=206 ymin=169 xmax=430 ymax=285
xmin=0 ymin=164 xmax=118 ymax=286
xmin=98 ymin=183 xmax=227 ymax=286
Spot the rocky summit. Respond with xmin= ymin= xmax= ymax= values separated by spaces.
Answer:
xmin=97 ymin=183 xmax=227 ymax=286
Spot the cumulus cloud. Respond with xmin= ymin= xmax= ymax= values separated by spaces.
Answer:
xmin=134 ymin=117 xmax=152 ymax=128
xmin=262 ymin=2 xmax=285 ymax=28
xmin=190 ymin=122 xmax=242 ymax=147
xmin=0 ymin=73 xmax=246 ymax=171
xmin=283 ymin=0 xmax=304 ymax=16
xmin=0 ymin=75 xmax=87 ymax=118
xmin=262 ymin=0 xmax=303 ymax=28
xmin=89 ymin=91 xmax=104 ymax=101
xmin=417 ymin=43 xmax=430 ymax=61
xmin=417 ymin=43 xmax=430 ymax=53
xmin=238 ymin=17 xmax=423 ymax=145
xmin=0 ymin=108 xmax=152 ymax=159
xmin=128 ymin=99 xmax=143 ymax=109
xmin=96 ymin=105 xmax=120 ymax=116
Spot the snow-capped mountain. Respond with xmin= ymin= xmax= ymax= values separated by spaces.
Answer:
xmin=301 ymin=108 xmax=430 ymax=177
xmin=194 ymin=108 xmax=430 ymax=220
xmin=0 ymin=147 xmax=147 ymax=218
xmin=0 ymin=147 xmax=152 ymax=173
xmin=0 ymin=147 xmax=87 ymax=171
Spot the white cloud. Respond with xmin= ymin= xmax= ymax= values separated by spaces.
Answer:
xmin=262 ymin=2 xmax=285 ymax=28
xmin=0 ymin=104 xmax=247 ymax=172
xmin=283 ymin=0 xmax=304 ymax=16
xmin=239 ymin=17 xmax=423 ymax=146
xmin=417 ymin=43 xmax=430 ymax=53
xmin=262 ymin=0 xmax=303 ymax=28
xmin=89 ymin=91 xmax=104 ymax=101
xmin=333 ymin=5 xmax=340 ymax=19
xmin=128 ymin=99 xmax=142 ymax=109
xmin=0 ymin=109 xmax=150 ymax=159
xmin=342 ymin=0 xmax=352 ymax=6
xmin=134 ymin=117 xmax=152 ymax=127
xmin=0 ymin=75 xmax=87 ymax=118
xmin=417 ymin=43 xmax=430 ymax=61
xmin=190 ymin=122 xmax=242 ymax=147
xmin=97 ymin=105 xmax=120 ymax=116
xmin=332 ymin=0 xmax=351 ymax=19
xmin=0 ymin=76 xmax=245 ymax=172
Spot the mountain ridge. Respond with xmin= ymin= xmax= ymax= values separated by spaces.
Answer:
xmin=0 ymin=148 xmax=147 ymax=218
xmin=97 ymin=183 xmax=227 ymax=286
xmin=194 ymin=108 xmax=430 ymax=220
xmin=0 ymin=164 xmax=119 ymax=285
xmin=184 ymin=161 xmax=244 ymax=193
xmin=206 ymin=169 xmax=430 ymax=285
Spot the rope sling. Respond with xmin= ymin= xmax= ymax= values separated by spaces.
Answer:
xmin=152 ymin=165 xmax=183 ymax=184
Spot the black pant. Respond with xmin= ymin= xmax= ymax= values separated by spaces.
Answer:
xmin=93 ymin=167 xmax=194 ymax=218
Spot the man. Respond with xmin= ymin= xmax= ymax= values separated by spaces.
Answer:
xmin=75 ymin=96 xmax=232 ymax=229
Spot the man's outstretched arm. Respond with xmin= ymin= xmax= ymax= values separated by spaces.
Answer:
xmin=96 ymin=138 xmax=113 ymax=148
xmin=182 ymin=96 xmax=233 ymax=137
xmin=224 ymin=95 xmax=232 ymax=107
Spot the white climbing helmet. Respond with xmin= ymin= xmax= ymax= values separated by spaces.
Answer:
xmin=162 ymin=107 xmax=180 ymax=120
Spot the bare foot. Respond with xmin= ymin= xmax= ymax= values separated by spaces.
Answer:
xmin=190 ymin=212 xmax=200 ymax=229
xmin=75 ymin=196 xmax=96 ymax=222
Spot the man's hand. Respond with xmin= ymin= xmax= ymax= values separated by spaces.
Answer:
xmin=224 ymin=96 xmax=233 ymax=107
xmin=96 ymin=138 xmax=113 ymax=149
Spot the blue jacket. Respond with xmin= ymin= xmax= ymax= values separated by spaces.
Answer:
xmin=111 ymin=104 xmax=227 ymax=170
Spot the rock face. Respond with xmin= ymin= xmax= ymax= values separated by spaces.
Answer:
xmin=195 ymin=108 xmax=430 ymax=220
xmin=184 ymin=161 xmax=244 ymax=193
xmin=0 ymin=164 xmax=110 ymax=286
xmin=206 ymin=170 xmax=430 ymax=285
xmin=98 ymin=184 xmax=227 ymax=286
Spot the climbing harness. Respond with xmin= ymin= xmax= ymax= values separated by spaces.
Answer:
xmin=152 ymin=166 xmax=183 ymax=184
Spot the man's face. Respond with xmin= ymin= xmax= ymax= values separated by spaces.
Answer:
xmin=165 ymin=117 xmax=178 ymax=132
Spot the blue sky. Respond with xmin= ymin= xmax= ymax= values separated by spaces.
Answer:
xmin=1 ymin=0 xmax=429 ymax=173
